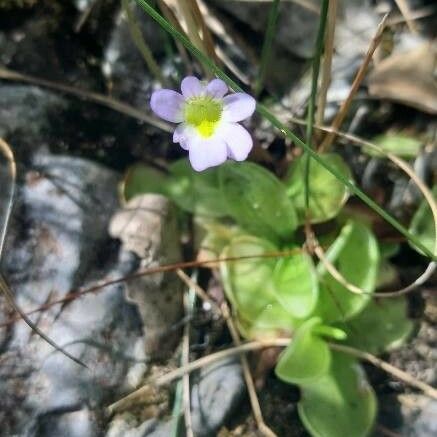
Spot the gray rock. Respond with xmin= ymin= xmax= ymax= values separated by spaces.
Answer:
xmin=107 ymin=416 xmax=174 ymax=437
xmin=107 ymin=357 xmax=245 ymax=437
xmin=412 ymin=399 xmax=437 ymax=437
xmin=0 ymin=153 xmax=146 ymax=436
xmin=208 ymin=0 xmax=319 ymax=59
xmin=0 ymin=84 xmax=67 ymax=147
xmin=102 ymin=4 xmax=168 ymax=104
xmin=379 ymin=394 xmax=437 ymax=437
xmin=191 ymin=357 xmax=245 ymax=436
xmin=32 ymin=408 xmax=99 ymax=437
xmin=109 ymin=194 xmax=184 ymax=358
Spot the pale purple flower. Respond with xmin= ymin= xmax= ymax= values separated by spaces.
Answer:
xmin=150 ymin=76 xmax=256 ymax=171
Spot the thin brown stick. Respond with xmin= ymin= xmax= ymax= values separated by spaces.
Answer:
xmin=235 ymin=0 xmax=320 ymax=14
xmin=176 ymin=270 xmax=276 ymax=436
xmin=393 ymin=0 xmax=418 ymax=34
xmin=315 ymin=0 xmax=338 ymax=126
xmin=74 ymin=0 xmax=98 ymax=33
xmin=221 ymin=303 xmax=277 ymax=437
xmin=0 ymin=67 xmax=172 ymax=133
xmin=122 ymin=0 xmax=166 ymax=84
xmin=185 ymin=0 xmax=217 ymax=62
xmin=330 ymin=343 xmax=437 ymax=399
xmin=387 ymin=5 xmax=436 ymax=26
xmin=106 ymin=339 xmax=290 ymax=414
xmin=107 ymin=336 xmax=437 ymax=414
xmin=182 ymin=291 xmax=194 ymax=437
xmin=0 ymin=138 xmax=87 ymax=368
xmin=157 ymin=0 xmax=193 ymax=73
xmin=277 ymin=114 xmax=437 ymax=297
xmin=319 ymin=13 xmax=388 ymax=151
xmin=0 ymin=248 xmax=304 ymax=328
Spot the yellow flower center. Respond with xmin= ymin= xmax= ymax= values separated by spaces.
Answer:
xmin=184 ymin=96 xmax=223 ymax=138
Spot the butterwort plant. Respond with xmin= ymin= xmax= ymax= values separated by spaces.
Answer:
xmin=150 ymin=76 xmax=256 ymax=171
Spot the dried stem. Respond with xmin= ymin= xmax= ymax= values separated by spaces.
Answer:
xmin=107 ymin=336 xmax=437 ymax=415
xmin=0 ymin=248 xmax=303 ymax=329
xmin=279 ymin=114 xmax=437 ymax=297
xmin=393 ymin=0 xmax=418 ymax=34
xmin=0 ymin=138 xmax=87 ymax=368
xmin=182 ymin=289 xmax=194 ymax=437
xmin=330 ymin=343 xmax=437 ymax=399
xmin=122 ymin=0 xmax=166 ymax=84
xmin=176 ymin=270 xmax=276 ymax=436
xmin=0 ymin=67 xmax=172 ymax=133
xmin=315 ymin=0 xmax=338 ymax=127
xmin=319 ymin=14 xmax=388 ymax=151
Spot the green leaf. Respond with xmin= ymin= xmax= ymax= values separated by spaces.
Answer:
xmin=314 ymin=220 xmax=380 ymax=323
xmin=219 ymin=161 xmax=298 ymax=242
xmin=367 ymin=133 xmax=422 ymax=158
xmin=272 ymin=252 xmax=319 ymax=319
xmin=338 ymin=298 xmax=414 ymax=355
xmin=123 ymin=164 xmax=169 ymax=201
xmin=409 ymin=186 xmax=436 ymax=256
xmin=167 ymin=159 xmax=228 ymax=217
xmin=285 ymin=153 xmax=352 ymax=224
xmin=220 ymin=235 xmax=296 ymax=338
xmin=275 ymin=317 xmax=331 ymax=385
xmin=298 ymin=351 xmax=377 ymax=437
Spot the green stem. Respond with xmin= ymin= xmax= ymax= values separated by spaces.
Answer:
xmin=304 ymin=0 xmax=329 ymax=209
xmin=255 ymin=0 xmax=280 ymax=97
xmin=133 ymin=0 xmax=436 ymax=261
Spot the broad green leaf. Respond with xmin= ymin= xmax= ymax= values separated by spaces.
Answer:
xmin=220 ymin=235 xmax=296 ymax=338
xmin=275 ymin=318 xmax=331 ymax=385
xmin=367 ymin=133 xmax=422 ymax=158
xmin=285 ymin=153 xmax=352 ymax=224
xmin=298 ymin=351 xmax=377 ymax=437
xmin=123 ymin=164 xmax=168 ymax=201
xmin=219 ymin=161 xmax=298 ymax=242
xmin=272 ymin=252 xmax=319 ymax=319
xmin=198 ymin=221 xmax=244 ymax=259
xmin=338 ymin=298 xmax=414 ymax=355
xmin=409 ymin=186 xmax=436 ymax=256
xmin=167 ymin=159 xmax=228 ymax=217
xmin=314 ymin=221 xmax=380 ymax=323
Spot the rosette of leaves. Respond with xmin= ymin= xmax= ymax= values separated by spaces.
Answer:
xmin=123 ymin=159 xmax=414 ymax=437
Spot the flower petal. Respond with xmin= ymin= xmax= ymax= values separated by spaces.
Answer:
xmin=219 ymin=123 xmax=253 ymax=161
xmin=150 ymin=89 xmax=184 ymax=122
xmin=181 ymin=76 xmax=204 ymax=98
xmin=222 ymin=93 xmax=256 ymax=122
xmin=206 ymin=78 xmax=228 ymax=98
xmin=173 ymin=123 xmax=195 ymax=150
xmin=188 ymin=136 xmax=228 ymax=172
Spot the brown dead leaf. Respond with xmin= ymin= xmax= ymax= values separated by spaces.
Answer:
xmin=368 ymin=42 xmax=437 ymax=114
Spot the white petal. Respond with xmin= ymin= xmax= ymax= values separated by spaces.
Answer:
xmin=218 ymin=123 xmax=253 ymax=161
xmin=188 ymin=136 xmax=228 ymax=172
xmin=206 ymin=79 xmax=228 ymax=98
xmin=173 ymin=123 xmax=195 ymax=150
xmin=181 ymin=76 xmax=204 ymax=98
xmin=150 ymin=89 xmax=184 ymax=122
xmin=222 ymin=93 xmax=256 ymax=122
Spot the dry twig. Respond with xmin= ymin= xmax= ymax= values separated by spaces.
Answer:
xmin=177 ymin=270 xmax=277 ymax=436
xmin=0 ymin=67 xmax=172 ymax=133
xmin=393 ymin=0 xmax=418 ymax=34
xmin=315 ymin=0 xmax=338 ymax=127
xmin=319 ymin=14 xmax=389 ymax=151
xmin=107 ymin=336 xmax=437 ymax=415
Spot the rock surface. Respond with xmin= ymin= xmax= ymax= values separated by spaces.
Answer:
xmin=191 ymin=356 xmax=245 ymax=436
xmin=0 ymin=153 xmax=146 ymax=436
xmin=109 ymin=194 xmax=184 ymax=358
